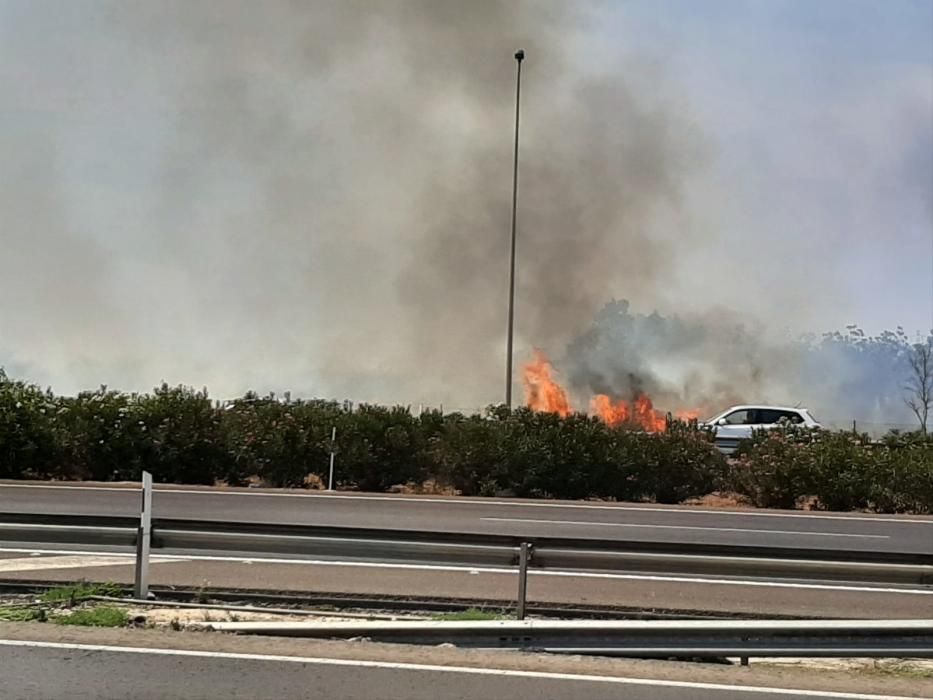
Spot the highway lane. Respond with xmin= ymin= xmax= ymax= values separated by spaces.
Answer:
xmin=0 ymin=640 xmax=923 ymax=700
xmin=4 ymin=482 xmax=931 ymax=619
xmin=2 ymin=482 xmax=931 ymax=555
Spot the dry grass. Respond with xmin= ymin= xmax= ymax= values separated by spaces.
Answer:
xmin=681 ymin=492 xmax=752 ymax=508
xmin=389 ymin=480 xmax=460 ymax=496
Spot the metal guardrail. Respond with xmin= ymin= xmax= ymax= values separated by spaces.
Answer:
xmin=2 ymin=512 xmax=933 ymax=585
xmin=202 ymin=618 xmax=933 ymax=658
xmin=2 ymin=465 xmax=932 ymax=616
xmin=2 ymin=506 xmax=932 ymax=625
xmin=3 ymin=487 xmax=933 ymax=660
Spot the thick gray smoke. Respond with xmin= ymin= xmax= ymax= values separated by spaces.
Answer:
xmin=566 ymin=300 xmax=784 ymax=412
xmin=563 ymin=299 xmax=927 ymax=432
xmin=1 ymin=2 xmax=929 ymax=424
xmin=0 ymin=1 xmax=700 ymax=407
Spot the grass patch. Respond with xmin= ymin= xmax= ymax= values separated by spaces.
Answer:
xmin=40 ymin=582 xmax=122 ymax=604
xmin=53 ymin=606 xmax=129 ymax=628
xmin=865 ymin=661 xmax=933 ymax=680
xmin=0 ymin=607 xmax=45 ymax=622
xmin=431 ymin=608 xmax=505 ymax=621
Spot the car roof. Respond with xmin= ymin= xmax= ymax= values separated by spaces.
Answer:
xmin=720 ymin=405 xmax=810 ymax=413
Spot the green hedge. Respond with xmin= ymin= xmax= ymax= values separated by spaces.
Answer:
xmin=424 ymin=408 xmax=726 ymax=503
xmin=1 ymin=370 xmax=930 ymax=512
xmin=730 ymin=427 xmax=933 ymax=513
xmin=0 ymin=371 xmax=58 ymax=480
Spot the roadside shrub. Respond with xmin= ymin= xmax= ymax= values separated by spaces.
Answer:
xmin=55 ymin=389 xmax=148 ymax=481
xmin=491 ymin=407 xmax=580 ymax=499
xmin=429 ymin=410 xmax=726 ymax=503
xmin=626 ymin=423 xmax=728 ymax=504
xmin=427 ymin=409 xmax=509 ymax=497
xmin=867 ymin=432 xmax=933 ymax=514
xmin=431 ymin=407 xmax=630 ymax=500
xmin=221 ymin=395 xmax=340 ymax=487
xmin=132 ymin=384 xmax=225 ymax=485
xmin=732 ymin=428 xmax=855 ymax=509
xmin=0 ymin=367 xmax=930 ymax=513
xmin=595 ymin=422 xmax=726 ymax=505
xmin=732 ymin=427 xmax=933 ymax=513
xmin=0 ymin=370 xmax=60 ymax=479
xmin=336 ymin=404 xmax=429 ymax=492
xmin=534 ymin=412 xmax=620 ymax=500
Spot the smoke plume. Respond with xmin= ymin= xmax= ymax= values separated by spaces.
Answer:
xmin=0 ymin=1 xmax=701 ymax=407
xmin=563 ymin=300 xmax=926 ymax=431
xmin=1 ymin=2 xmax=929 ymax=423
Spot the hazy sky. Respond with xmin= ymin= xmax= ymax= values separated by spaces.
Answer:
xmin=611 ymin=0 xmax=933 ymax=332
xmin=1 ymin=1 xmax=930 ymax=407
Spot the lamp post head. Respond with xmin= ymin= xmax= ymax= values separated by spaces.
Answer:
xmin=514 ymin=49 xmax=525 ymax=62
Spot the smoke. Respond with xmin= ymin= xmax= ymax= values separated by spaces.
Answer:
xmin=565 ymin=300 xmax=772 ymax=411
xmin=0 ymin=1 xmax=701 ymax=406
xmin=0 ymin=2 xmax=928 ymax=420
xmin=563 ymin=299 xmax=924 ymax=431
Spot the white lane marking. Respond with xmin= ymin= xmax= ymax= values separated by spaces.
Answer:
xmin=0 ymin=555 xmax=180 ymax=573
xmin=1 ymin=547 xmax=930 ymax=596
xmin=480 ymin=517 xmax=890 ymax=539
xmin=2 ymin=483 xmax=930 ymax=524
xmin=0 ymin=555 xmax=165 ymax=573
xmin=0 ymin=639 xmax=917 ymax=699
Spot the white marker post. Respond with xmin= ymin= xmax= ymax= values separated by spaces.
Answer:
xmin=327 ymin=427 xmax=337 ymax=491
xmin=133 ymin=471 xmax=153 ymax=599
xmin=517 ymin=542 xmax=532 ymax=620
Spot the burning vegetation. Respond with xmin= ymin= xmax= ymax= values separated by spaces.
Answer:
xmin=523 ymin=350 xmax=699 ymax=431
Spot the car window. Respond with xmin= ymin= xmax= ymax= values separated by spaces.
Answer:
xmin=721 ymin=409 xmax=754 ymax=425
xmin=758 ymin=410 xmax=776 ymax=424
xmin=758 ymin=409 xmax=804 ymax=424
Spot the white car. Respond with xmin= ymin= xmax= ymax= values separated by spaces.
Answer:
xmin=702 ymin=405 xmax=822 ymax=454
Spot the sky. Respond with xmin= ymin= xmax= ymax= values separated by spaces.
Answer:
xmin=606 ymin=0 xmax=933 ymax=332
xmin=0 ymin=0 xmax=931 ymax=409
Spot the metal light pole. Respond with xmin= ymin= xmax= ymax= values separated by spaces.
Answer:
xmin=505 ymin=48 xmax=524 ymax=409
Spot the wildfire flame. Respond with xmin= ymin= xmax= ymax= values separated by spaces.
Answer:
xmin=523 ymin=351 xmax=700 ymax=432
xmin=523 ymin=349 xmax=571 ymax=417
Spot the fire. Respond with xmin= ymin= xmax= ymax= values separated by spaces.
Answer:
xmin=522 ymin=351 xmax=700 ymax=432
xmin=589 ymin=394 xmax=629 ymax=425
xmin=590 ymin=393 xmax=667 ymax=431
xmin=522 ymin=349 xmax=571 ymax=417
xmin=675 ymin=407 xmax=701 ymax=422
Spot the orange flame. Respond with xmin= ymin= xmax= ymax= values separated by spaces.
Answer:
xmin=590 ymin=393 xmax=668 ymax=431
xmin=522 ymin=349 xmax=571 ymax=417
xmin=589 ymin=394 xmax=629 ymax=425
xmin=524 ymin=351 xmax=700 ymax=432
xmin=675 ymin=408 xmax=701 ymax=422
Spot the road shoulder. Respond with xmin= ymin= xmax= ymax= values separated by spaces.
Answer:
xmin=0 ymin=622 xmax=928 ymax=698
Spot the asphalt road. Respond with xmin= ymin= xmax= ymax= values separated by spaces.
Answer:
xmin=2 ymin=482 xmax=930 ymax=618
xmin=0 ymin=640 xmax=917 ymax=700
xmin=2 ymin=482 xmax=931 ymax=555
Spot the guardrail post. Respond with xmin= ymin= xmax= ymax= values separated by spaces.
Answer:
xmin=134 ymin=471 xmax=153 ymax=599
xmin=517 ymin=542 xmax=532 ymax=620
